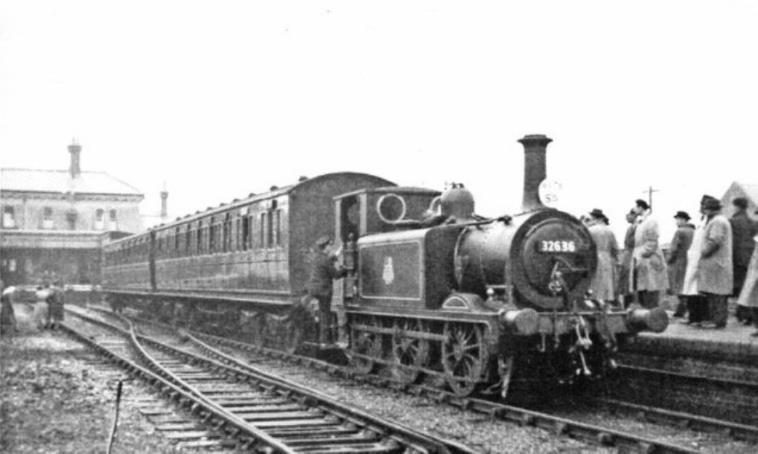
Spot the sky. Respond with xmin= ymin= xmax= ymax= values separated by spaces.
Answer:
xmin=1 ymin=1 xmax=757 ymax=241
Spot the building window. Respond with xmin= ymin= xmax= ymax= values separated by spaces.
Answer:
xmin=223 ymin=213 xmax=232 ymax=252
xmin=108 ymin=209 xmax=118 ymax=230
xmin=95 ymin=209 xmax=105 ymax=230
xmin=2 ymin=206 xmax=16 ymax=228
xmin=66 ymin=209 xmax=77 ymax=230
xmin=43 ymin=207 xmax=54 ymax=229
xmin=241 ymin=216 xmax=250 ymax=251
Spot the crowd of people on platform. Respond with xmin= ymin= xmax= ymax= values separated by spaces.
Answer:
xmin=0 ymin=279 xmax=66 ymax=340
xmin=585 ymin=196 xmax=758 ymax=336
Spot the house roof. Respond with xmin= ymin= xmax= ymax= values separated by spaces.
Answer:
xmin=0 ymin=168 xmax=142 ymax=196
xmin=732 ymin=182 xmax=758 ymax=203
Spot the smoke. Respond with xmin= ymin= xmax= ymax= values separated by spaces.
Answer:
xmin=9 ymin=302 xmax=47 ymax=333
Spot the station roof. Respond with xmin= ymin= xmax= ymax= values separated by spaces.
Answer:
xmin=0 ymin=168 xmax=142 ymax=196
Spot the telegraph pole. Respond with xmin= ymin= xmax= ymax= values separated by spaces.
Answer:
xmin=642 ymin=185 xmax=660 ymax=210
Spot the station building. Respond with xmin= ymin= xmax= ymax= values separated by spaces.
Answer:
xmin=0 ymin=142 xmax=143 ymax=286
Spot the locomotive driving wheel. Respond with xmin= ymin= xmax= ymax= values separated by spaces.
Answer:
xmin=442 ymin=322 xmax=487 ymax=397
xmin=391 ymin=320 xmax=430 ymax=384
xmin=349 ymin=321 xmax=383 ymax=375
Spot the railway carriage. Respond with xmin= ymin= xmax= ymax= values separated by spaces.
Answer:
xmin=103 ymin=135 xmax=668 ymax=399
xmin=103 ymin=172 xmax=396 ymax=348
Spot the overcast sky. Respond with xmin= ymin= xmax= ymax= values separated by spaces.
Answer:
xmin=1 ymin=1 xmax=757 ymax=240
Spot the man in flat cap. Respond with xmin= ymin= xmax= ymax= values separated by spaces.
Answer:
xmin=697 ymin=197 xmax=733 ymax=328
xmin=668 ymin=211 xmax=695 ymax=317
xmin=307 ymin=236 xmax=347 ymax=345
xmin=631 ymin=199 xmax=668 ymax=308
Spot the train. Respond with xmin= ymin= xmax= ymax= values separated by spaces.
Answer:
xmin=102 ymin=134 xmax=668 ymax=399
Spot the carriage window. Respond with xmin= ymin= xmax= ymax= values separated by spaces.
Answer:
xmin=197 ymin=223 xmax=204 ymax=253
xmin=260 ymin=212 xmax=267 ymax=248
xmin=186 ymin=226 xmax=192 ymax=254
xmin=209 ymin=218 xmax=216 ymax=252
xmin=223 ymin=213 xmax=231 ymax=252
xmin=274 ymin=209 xmax=282 ymax=246
xmin=241 ymin=215 xmax=250 ymax=250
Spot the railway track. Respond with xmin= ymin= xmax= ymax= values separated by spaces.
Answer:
xmin=605 ymin=363 xmax=758 ymax=430
xmin=63 ymin=308 xmax=478 ymax=454
xmin=78 ymin=306 xmax=731 ymax=454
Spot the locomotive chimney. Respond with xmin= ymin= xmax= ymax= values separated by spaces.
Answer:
xmin=68 ymin=140 xmax=82 ymax=178
xmin=518 ymin=134 xmax=552 ymax=211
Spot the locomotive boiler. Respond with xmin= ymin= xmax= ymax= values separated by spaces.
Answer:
xmin=335 ymin=134 xmax=667 ymax=397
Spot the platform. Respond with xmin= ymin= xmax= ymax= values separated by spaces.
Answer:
xmin=625 ymin=311 xmax=758 ymax=363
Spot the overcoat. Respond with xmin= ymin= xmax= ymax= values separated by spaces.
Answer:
xmin=46 ymin=287 xmax=65 ymax=321
xmin=667 ymin=223 xmax=694 ymax=295
xmin=588 ymin=223 xmax=619 ymax=300
xmin=737 ymin=235 xmax=758 ymax=308
xmin=696 ymin=214 xmax=733 ymax=295
xmin=731 ymin=211 xmax=758 ymax=290
xmin=618 ymin=224 xmax=636 ymax=296
xmin=632 ymin=212 xmax=668 ymax=292
xmin=682 ymin=221 xmax=704 ymax=296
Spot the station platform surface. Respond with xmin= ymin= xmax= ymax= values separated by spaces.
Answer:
xmin=626 ymin=311 xmax=758 ymax=362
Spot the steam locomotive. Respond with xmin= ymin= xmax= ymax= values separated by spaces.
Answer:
xmin=102 ymin=134 xmax=667 ymax=398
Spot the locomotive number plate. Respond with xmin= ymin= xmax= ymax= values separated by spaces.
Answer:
xmin=538 ymin=240 xmax=576 ymax=253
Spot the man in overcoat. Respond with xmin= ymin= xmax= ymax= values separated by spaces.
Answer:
xmin=698 ymin=198 xmax=733 ymax=328
xmin=668 ymin=211 xmax=695 ymax=317
xmin=731 ymin=198 xmax=758 ymax=295
xmin=737 ymin=234 xmax=758 ymax=336
xmin=632 ymin=200 xmax=668 ymax=308
xmin=619 ymin=210 xmax=638 ymax=307
xmin=307 ymin=236 xmax=347 ymax=345
xmin=587 ymin=209 xmax=619 ymax=304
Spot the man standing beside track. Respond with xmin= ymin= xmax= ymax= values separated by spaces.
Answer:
xmin=307 ymin=236 xmax=347 ymax=346
xmin=632 ymin=199 xmax=668 ymax=308
xmin=731 ymin=197 xmax=758 ymax=324
xmin=668 ymin=211 xmax=695 ymax=317
xmin=46 ymin=280 xmax=65 ymax=330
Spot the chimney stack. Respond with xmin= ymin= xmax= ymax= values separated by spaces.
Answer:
xmin=68 ymin=140 xmax=82 ymax=178
xmin=518 ymin=134 xmax=552 ymax=211
xmin=160 ymin=184 xmax=168 ymax=219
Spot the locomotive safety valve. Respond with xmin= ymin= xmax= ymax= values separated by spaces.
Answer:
xmin=499 ymin=308 xmax=539 ymax=336
xmin=627 ymin=307 xmax=669 ymax=333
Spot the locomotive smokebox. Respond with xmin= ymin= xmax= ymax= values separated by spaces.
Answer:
xmin=518 ymin=134 xmax=552 ymax=211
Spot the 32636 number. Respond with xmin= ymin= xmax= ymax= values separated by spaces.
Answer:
xmin=539 ymin=240 xmax=576 ymax=252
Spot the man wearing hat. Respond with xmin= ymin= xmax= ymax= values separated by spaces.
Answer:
xmin=587 ymin=209 xmax=619 ymax=304
xmin=668 ymin=211 xmax=695 ymax=317
xmin=631 ymin=199 xmax=668 ymax=308
xmin=730 ymin=197 xmax=758 ymax=301
xmin=619 ymin=209 xmax=638 ymax=307
xmin=697 ymin=197 xmax=733 ymax=328
xmin=307 ymin=236 xmax=347 ymax=345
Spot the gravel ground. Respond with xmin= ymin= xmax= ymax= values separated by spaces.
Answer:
xmin=0 ymin=321 xmax=183 ymax=453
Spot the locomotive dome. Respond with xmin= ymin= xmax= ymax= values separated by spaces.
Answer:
xmin=440 ymin=184 xmax=475 ymax=220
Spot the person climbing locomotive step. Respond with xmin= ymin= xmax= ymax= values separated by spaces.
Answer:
xmin=306 ymin=236 xmax=347 ymax=346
